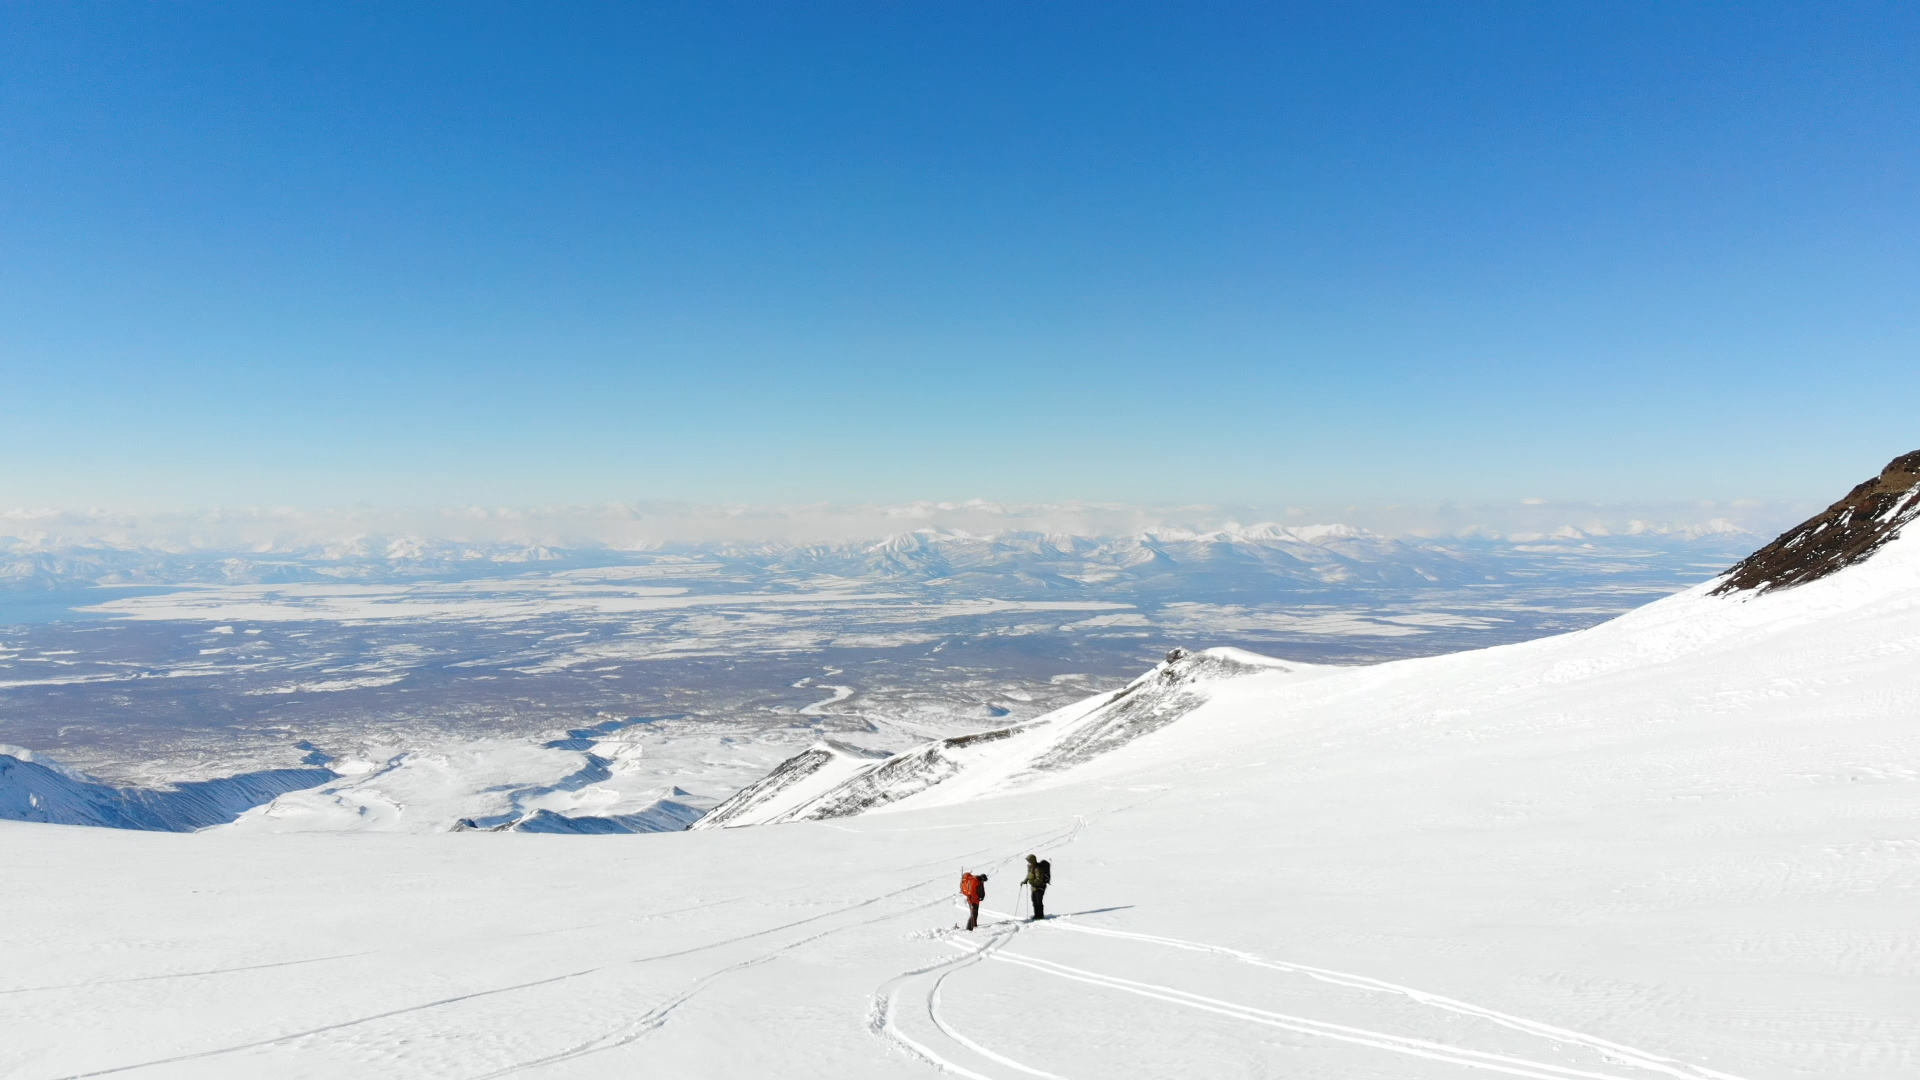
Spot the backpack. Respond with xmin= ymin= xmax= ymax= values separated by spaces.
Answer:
xmin=960 ymin=872 xmax=984 ymax=903
xmin=1037 ymin=859 xmax=1051 ymax=887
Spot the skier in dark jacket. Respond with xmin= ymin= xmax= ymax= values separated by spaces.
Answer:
xmin=1023 ymin=854 xmax=1050 ymax=920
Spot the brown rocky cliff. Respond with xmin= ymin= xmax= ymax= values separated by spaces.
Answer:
xmin=1713 ymin=450 xmax=1920 ymax=595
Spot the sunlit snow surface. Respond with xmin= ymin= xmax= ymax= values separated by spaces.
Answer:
xmin=0 ymin=531 xmax=1749 ymax=807
xmin=2 ymin=526 xmax=1916 ymax=1076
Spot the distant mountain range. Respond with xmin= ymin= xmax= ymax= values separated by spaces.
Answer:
xmin=1 ymin=521 xmax=1756 ymax=600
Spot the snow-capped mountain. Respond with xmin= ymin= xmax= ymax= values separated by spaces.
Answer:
xmin=1 ymin=519 xmax=1744 ymax=594
xmin=698 ymin=451 xmax=1920 ymax=835
xmin=2 ymin=455 xmax=1915 ymax=1078
xmin=748 ymin=523 xmax=1493 ymax=592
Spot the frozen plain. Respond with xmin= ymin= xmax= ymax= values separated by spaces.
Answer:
xmin=3 ymin=511 xmax=1917 ymax=1077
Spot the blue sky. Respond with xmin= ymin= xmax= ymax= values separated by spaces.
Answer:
xmin=1 ymin=2 xmax=1916 ymax=510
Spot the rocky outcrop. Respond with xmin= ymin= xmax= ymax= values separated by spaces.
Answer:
xmin=1713 ymin=451 xmax=1920 ymax=596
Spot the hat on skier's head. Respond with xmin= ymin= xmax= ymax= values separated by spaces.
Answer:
xmin=1026 ymin=854 xmax=1037 ymax=862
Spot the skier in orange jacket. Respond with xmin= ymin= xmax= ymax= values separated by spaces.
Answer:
xmin=959 ymin=871 xmax=988 ymax=931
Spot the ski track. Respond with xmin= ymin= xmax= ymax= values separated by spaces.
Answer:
xmin=497 ymin=894 xmax=751 ymax=941
xmin=496 ymin=820 xmax=1097 ymax=1078
xmin=47 ymin=968 xmax=599 ymax=1080
xmin=0 ymin=952 xmax=369 ymax=996
xmin=874 ymin=920 xmax=1024 ymax=1080
xmin=927 ymin=939 xmax=1069 ymax=1080
xmin=917 ymin=915 xmax=1751 ymax=1080
xmin=1036 ymin=921 xmax=1750 ymax=1080
xmin=472 ymin=886 xmax=958 ymax=1078
xmin=870 ymin=818 xmax=1095 ymax=1079
xmin=47 ymin=883 xmax=944 ymax=1080
xmin=38 ymin=819 xmax=1092 ymax=1080
xmin=28 ymin=802 xmax=1748 ymax=1080
xmin=978 ymin=946 xmax=1635 ymax=1080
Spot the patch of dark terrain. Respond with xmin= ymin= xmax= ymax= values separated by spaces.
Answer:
xmin=1713 ymin=450 xmax=1920 ymax=596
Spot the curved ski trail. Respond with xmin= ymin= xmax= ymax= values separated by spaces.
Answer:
xmin=917 ymin=915 xmax=1750 ymax=1080
xmin=875 ymin=918 xmax=1061 ymax=1080
xmin=1038 ymin=921 xmax=1748 ymax=1080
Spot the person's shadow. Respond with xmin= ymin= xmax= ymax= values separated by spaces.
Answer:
xmin=1038 ymin=905 xmax=1134 ymax=919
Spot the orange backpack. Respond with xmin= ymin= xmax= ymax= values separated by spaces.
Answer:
xmin=960 ymin=872 xmax=984 ymax=903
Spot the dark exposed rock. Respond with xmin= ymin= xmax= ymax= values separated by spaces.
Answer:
xmin=941 ymin=726 xmax=1019 ymax=750
xmin=1713 ymin=451 xmax=1920 ymax=596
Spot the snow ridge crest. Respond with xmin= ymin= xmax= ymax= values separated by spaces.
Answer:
xmin=694 ymin=647 xmax=1295 ymax=828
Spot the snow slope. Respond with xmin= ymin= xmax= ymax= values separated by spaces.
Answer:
xmin=693 ymin=737 xmax=893 ymax=829
xmin=694 ymin=646 xmax=1311 ymax=827
xmin=2 ymin=477 xmax=1917 ymax=1076
xmin=0 ymin=747 xmax=332 ymax=831
xmin=231 ymin=719 xmax=716 ymax=834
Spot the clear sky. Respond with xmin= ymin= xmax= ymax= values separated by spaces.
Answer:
xmin=2 ymin=2 xmax=1916 ymax=510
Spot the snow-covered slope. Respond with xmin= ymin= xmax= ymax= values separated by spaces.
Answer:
xmin=696 ymin=647 xmax=1310 ymax=827
xmin=693 ymin=737 xmax=893 ymax=829
xmin=0 ymin=747 xmax=332 ymax=831
xmin=698 ymin=451 xmax=1920 ymax=833
xmin=232 ymin=720 xmax=717 ymax=834
xmin=2 ymin=456 xmax=1917 ymax=1078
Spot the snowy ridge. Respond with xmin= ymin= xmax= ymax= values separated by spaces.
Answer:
xmin=4 ymin=517 xmax=1753 ymax=593
xmin=765 ymin=524 xmax=1508 ymax=591
xmin=693 ymin=738 xmax=891 ymax=829
xmin=505 ymin=791 xmax=710 ymax=834
xmin=0 ymin=750 xmax=333 ymax=831
xmin=697 ymin=647 xmax=1305 ymax=828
